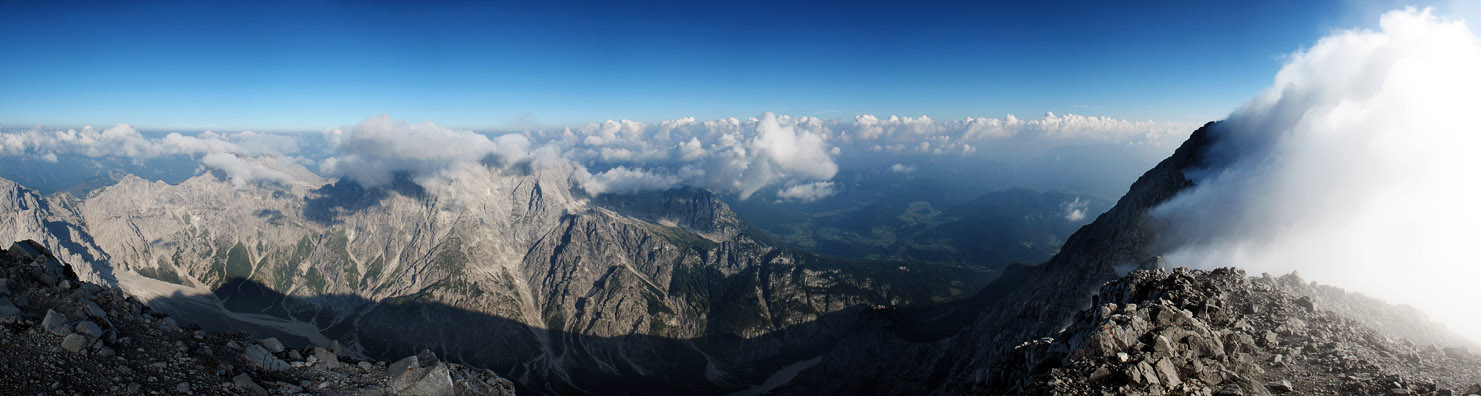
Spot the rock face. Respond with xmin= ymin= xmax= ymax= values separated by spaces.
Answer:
xmin=0 ymin=240 xmax=516 ymax=395
xmin=0 ymin=159 xmax=988 ymax=393
xmin=987 ymin=267 xmax=1481 ymax=395
xmin=0 ymin=179 xmax=115 ymax=286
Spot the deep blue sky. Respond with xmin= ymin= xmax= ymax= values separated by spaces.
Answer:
xmin=0 ymin=0 xmax=1448 ymax=130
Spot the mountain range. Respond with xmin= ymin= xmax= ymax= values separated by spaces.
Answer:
xmin=2 ymin=122 xmax=1475 ymax=395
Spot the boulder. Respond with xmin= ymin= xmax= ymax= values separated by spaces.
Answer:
xmin=388 ymin=353 xmax=456 ymax=396
xmin=258 ymin=337 xmax=285 ymax=353
xmin=1215 ymin=384 xmax=1245 ymax=396
xmin=74 ymin=320 xmax=103 ymax=341
xmin=1153 ymin=358 xmax=1182 ymax=388
xmin=0 ymin=297 xmax=21 ymax=323
xmin=81 ymin=300 xmax=107 ymax=319
xmin=1295 ymin=296 xmax=1315 ymax=311
xmin=60 ymin=333 xmax=88 ymax=353
xmin=312 ymin=346 xmax=341 ymax=369
xmin=1267 ymin=379 xmax=1293 ymax=393
xmin=42 ymin=309 xmax=72 ymax=335
xmin=244 ymin=344 xmax=289 ymax=371
xmin=232 ymin=373 xmax=269 ymax=396
xmin=395 ymin=362 xmax=455 ymax=396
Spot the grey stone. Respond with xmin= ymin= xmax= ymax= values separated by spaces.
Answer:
xmin=392 ymin=361 xmax=455 ymax=396
xmin=1153 ymin=358 xmax=1182 ymax=388
xmin=1152 ymin=334 xmax=1175 ymax=357
xmin=244 ymin=344 xmax=289 ymax=371
xmin=258 ymin=337 xmax=284 ymax=353
xmin=389 ymin=355 xmax=419 ymax=379
xmin=1267 ymin=379 xmax=1293 ymax=393
xmin=1129 ymin=360 xmax=1160 ymax=386
xmin=174 ymin=383 xmax=190 ymax=393
xmin=60 ymin=333 xmax=87 ymax=353
xmin=330 ymin=339 xmax=343 ymax=355
xmin=1215 ymin=384 xmax=1245 ymax=396
xmin=74 ymin=320 xmax=103 ymax=341
xmin=42 ymin=309 xmax=71 ymax=335
xmin=312 ymin=346 xmax=341 ymax=368
xmin=82 ymin=300 xmax=107 ymax=319
xmin=0 ymin=297 xmax=21 ymax=323
xmin=232 ymin=373 xmax=269 ymax=396
xmin=1295 ymin=296 xmax=1315 ymax=311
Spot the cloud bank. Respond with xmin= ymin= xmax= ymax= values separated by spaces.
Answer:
xmin=0 ymin=124 xmax=300 ymax=186
xmin=2 ymin=109 xmax=1193 ymax=202
xmin=1151 ymin=8 xmax=1481 ymax=342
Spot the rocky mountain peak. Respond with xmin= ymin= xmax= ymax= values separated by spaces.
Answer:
xmin=591 ymin=187 xmax=745 ymax=241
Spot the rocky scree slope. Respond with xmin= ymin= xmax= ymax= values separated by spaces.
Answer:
xmin=993 ymin=267 xmax=1481 ymax=396
xmin=0 ymin=240 xmax=515 ymax=395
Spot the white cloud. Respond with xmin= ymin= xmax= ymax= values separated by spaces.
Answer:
xmin=3 ymin=104 xmax=1194 ymax=202
xmin=1062 ymin=197 xmax=1089 ymax=222
xmin=320 ymin=114 xmax=523 ymax=187
xmin=580 ymin=166 xmax=681 ymax=195
xmin=200 ymin=152 xmax=295 ymax=187
xmin=1151 ymin=8 xmax=1481 ymax=342
xmin=889 ymin=163 xmax=915 ymax=174
xmin=775 ymin=181 xmax=836 ymax=202
xmin=0 ymin=123 xmax=311 ymax=186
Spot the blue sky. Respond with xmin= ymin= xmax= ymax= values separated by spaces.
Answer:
xmin=0 ymin=0 xmax=1446 ymax=131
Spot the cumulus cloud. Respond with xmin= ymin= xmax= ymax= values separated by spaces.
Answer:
xmin=319 ymin=114 xmax=531 ymax=187
xmin=201 ymin=152 xmax=295 ymax=187
xmin=889 ymin=163 xmax=916 ymax=174
xmin=3 ymin=95 xmax=1194 ymax=203
xmin=1151 ymin=8 xmax=1481 ymax=342
xmin=1062 ymin=197 xmax=1089 ymax=222
xmin=579 ymin=166 xmax=681 ymax=195
xmin=775 ymin=181 xmax=836 ymax=202
xmin=0 ymin=123 xmax=303 ymax=186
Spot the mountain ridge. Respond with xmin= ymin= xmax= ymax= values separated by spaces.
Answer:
xmin=0 ymin=158 xmax=990 ymax=394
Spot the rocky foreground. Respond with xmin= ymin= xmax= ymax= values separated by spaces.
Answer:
xmin=989 ymin=267 xmax=1481 ymax=396
xmin=0 ymin=240 xmax=516 ymax=395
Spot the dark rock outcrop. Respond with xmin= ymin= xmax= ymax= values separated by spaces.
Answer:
xmin=0 ymin=240 xmax=516 ymax=395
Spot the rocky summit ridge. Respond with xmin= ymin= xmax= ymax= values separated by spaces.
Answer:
xmin=0 ymin=239 xmax=516 ymax=395
xmin=992 ymin=267 xmax=1481 ymax=395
